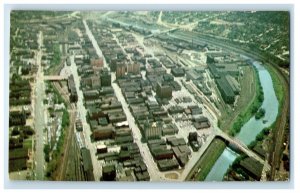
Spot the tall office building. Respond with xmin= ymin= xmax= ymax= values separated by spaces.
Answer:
xmin=100 ymin=68 xmax=111 ymax=86
xmin=116 ymin=64 xmax=126 ymax=79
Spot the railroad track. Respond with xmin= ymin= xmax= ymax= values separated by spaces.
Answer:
xmin=57 ymin=108 xmax=76 ymax=180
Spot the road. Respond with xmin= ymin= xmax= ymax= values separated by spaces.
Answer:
xmin=33 ymin=31 xmax=45 ymax=180
xmin=83 ymin=20 xmax=107 ymax=66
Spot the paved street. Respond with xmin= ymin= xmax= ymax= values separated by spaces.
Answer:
xmin=34 ymin=31 xmax=45 ymax=180
xmin=83 ymin=20 xmax=107 ymax=68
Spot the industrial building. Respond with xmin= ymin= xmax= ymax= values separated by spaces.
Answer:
xmin=215 ymin=75 xmax=236 ymax=104
xmin=127 ymin=63 xmax=140 ymax=75
xmin=80 ymin=147 xmax=94 ymax=181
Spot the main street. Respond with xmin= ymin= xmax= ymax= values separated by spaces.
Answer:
xmin=33 ymin=31 xmax=45 ymax=180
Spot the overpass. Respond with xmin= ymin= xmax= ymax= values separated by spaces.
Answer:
xmin=144 ymin=28 xmax=178 ymax=39
xmin=215 ymin=130 xmax=271 ymax=171
xmin=44 ymin=75 xmax=67 ymax=81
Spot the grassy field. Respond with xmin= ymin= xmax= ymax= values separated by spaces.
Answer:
xmin=189 ymin=137 xmax=226 ymax=181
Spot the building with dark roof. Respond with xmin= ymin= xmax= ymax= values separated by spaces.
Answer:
xmin=157 ymin=158 xmax=179 ymax=171
xmin=156 ymin=82 xmax=172 ymax=99
xmin=240 ymin=157 xmax=264 ymax=181
xmin=80 ymin=147 xmax=94 ymax=181
xmin=102 ymin=164 xmax=116 ymax=181
xmin=100 ymin=68 xmax=111 ymax=86
xmin=68 ymin=75 xmax=78 ymax=102
xmin=171 ymin=67 xmax=185 ymax=77
xmin=215 ymin=75 xmax=235 ymax=104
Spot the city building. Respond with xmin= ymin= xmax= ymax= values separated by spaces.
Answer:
xmin=127 ymin=63 xmax=140 ymax=75
xmin=100 ymin=68 xmax=111 ymax=86
xmin=102 ymin=164 xmax=116 ymax=181
xmin=67 ymin=75 xmax=78 ymax=102
xmin=116 ymin=64 xmax=126 ymax=79
xmin=156 ymin=82 xmax=172 ymax=99
xmin=144 ymin=122 xmax=162 ymax=140
xmin=80 ymin=147 xmax=94 ymax=181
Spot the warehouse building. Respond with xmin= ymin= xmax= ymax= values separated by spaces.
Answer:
xmin=157 ymin=158 xmax=179 ymax=171
xmin=80 ymin=147 xmax=94 ymax=181
xmin=215 ymin=75 xmax=235 ymax=104
xmin=144 ymin=122 xmax=162 ymax=140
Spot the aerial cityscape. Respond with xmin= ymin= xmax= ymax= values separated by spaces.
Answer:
xmin=8 ymin=11 xmax=290 ymax=182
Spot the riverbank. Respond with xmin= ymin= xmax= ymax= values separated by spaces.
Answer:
xmin=186 ymin=137 xmax=226 ymax=181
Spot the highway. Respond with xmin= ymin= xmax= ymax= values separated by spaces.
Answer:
xmin=180 ymin=133 xmax=216 ymax=180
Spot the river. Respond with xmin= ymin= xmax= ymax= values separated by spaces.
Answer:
xmin=205 ymin=61 xmax=279 ymax=181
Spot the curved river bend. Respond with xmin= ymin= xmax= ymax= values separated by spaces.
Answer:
xmin=205 ymin=61 xmax=279 ymax=181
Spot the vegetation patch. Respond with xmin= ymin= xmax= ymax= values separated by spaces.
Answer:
xmin=191 ymin=138 xmax=226 ymax=181
xmin=264 ymin=64 xmax=284 ymax=109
